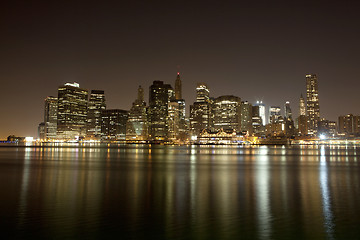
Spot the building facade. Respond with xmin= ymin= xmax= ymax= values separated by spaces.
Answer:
xmin=240 ymin=101 xmax=253 ymax=134
xmin=269 ymin=106 xmax=281 ymax=123
xmin=87 ymin=90 xmax=106 ymax=140
xmin=57 ymin=82 xmax=88 ymax=140
xmin=44 ymin=96 xmax=58 ymax=140
xmin=101 ymin=109 xmax=128 ymax=140
xmin=212 ymin=95 xmax=241 ymax=132
xmin=126 ymin=86 xmax=148 ymax=142
xmin=306 ymin=74 xmax=320 ymax=134
xmin=148 ymin=81 xmax=173 ymax=141
xmin=190 ymin=83 xmax=212 ymax=136
xmin=338 ymin=114 xmax=360 ymax=136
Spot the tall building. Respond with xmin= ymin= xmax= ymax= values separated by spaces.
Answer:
xmin=190 ymin=83 xmax=212 ymax=136
xmin=297 ymin=94 xmax=308 ymax=135
xmin=252 ymin=105 xmax=263 ymax=135
xmin=175 ymin=72 xmax=182 ymax=100
xmin=87 ymin=90 xmax=106 ymax=140
xmin=168 ymin=73 xmax=187 ymax=142
xmin=38 ymin=122 xmax=45 ymax=140
xmin=338 ymin=114 xmax=360 ymax=136
xmin=101 ymin=109 xmax=128 ymax=140
xmin=126 ymin=86 xmax=148 ymax=141
xmin=254 ymin=101 xmax=266 ymax=125
xmin=269 ymin=106 xmax=281 ymax=123
xmin=212 ymin=95 xmax=241 ymax=132
xmin=299 ymin=94 xmax=306 ymax=116
xmin=240 ymin=101 xmax=253 ymax=134
xmin=284 ymin=101 xmax=292 ymax=119
xmin=306 ymin=74 xmax=320 ymax=134
xmin=148 ymin=81 xmax=173 ymax=141
xmin=44 ymin=96 xmax=58 ymax=140
xmin=57 ymin=82 xmax=88 ymax=140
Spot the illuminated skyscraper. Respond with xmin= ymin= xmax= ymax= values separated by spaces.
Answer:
xmin=306 ymin=74 xmax=320 ymax=134
xmin=86 ymin=90 xmax=106 ymax=140
xmin=252 ymin=106 xmax=263 ymax=135
xmin=190 ymin=83 xmax=211 ymax=136
xmin=168 ymin=73 xmax=187 ymax=142
xmin=213 ymin=95 xmax=241 ymax=132
xmin=269 ymin=106 xmax=281 ymax=123
xmin=254 ymin=101 xmax=266 ymax=125
xmin=148 ymin=81 xmax=173 ymax=141
xmin=126 ymin=86 xmax=148 ymax=141
xmin=44 ymin=96 xmax=58 ymax=140
xmin=299 ymin=94 xmax=306 ymax=116
xmin=284 ymin=101 xmax=292 ymax=119
xmin=57 ymin=82 xmax=88 ymax=140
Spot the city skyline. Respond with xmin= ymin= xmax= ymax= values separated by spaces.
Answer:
xmin=1 ymin=1 xmax=360 ymax=138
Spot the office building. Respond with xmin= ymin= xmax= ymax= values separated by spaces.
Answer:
xmin=212 ymin=95 xmax=241 ymax=132
xmin=126 ymin=86 xmax=148 ymax=141
xmin=190 ymin=83 xmax=212 ymax=136
xmin=269 ymin=106 xmax=281 ymax=123
xmin=44 ymin=96 xmax=58 ymax=140
xmin=240 ymin=101 xmax=252 ymax=134
xmin=284 ymin=101 xmax=292 ymax=119
xmin=297 ymin=94 xmax=308 ymax=135
xmin=87 ymin=90 xmax=106 ymax=140
xmin=338 ymin=114 xmax=360 ymax=136
xmin=306 ymin=74 xmax=320 ymax=134
xmin=57 ymin=82 xmax=88 ymax=140
xmin=101 ymin=109 xmax=128 ymax=140
xmin=254 ymin=101 xmax=266 ymax=125
xmin=148 ymin=81 xmax=173 ymax=141
xmin=38 ymin=122 xmax=45 ymax=140
xmin=252 ymin=105 xmax=263 ymax=135
xmin=168 ymin=73 xmax=187 ymax=142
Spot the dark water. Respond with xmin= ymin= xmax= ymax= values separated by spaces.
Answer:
xmin=1 ymin=144 xmax=360 ymax=239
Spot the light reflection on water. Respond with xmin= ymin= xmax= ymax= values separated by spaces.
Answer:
xmin=0 ymin=144 xmax=360 ymax=239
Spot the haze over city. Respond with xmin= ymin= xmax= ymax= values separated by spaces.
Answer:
xmin=1 ymin=1 xmax=360 ymax=138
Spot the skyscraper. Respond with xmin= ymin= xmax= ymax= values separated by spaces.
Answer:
xmin=251 ymin=105 xmax=263 ymax=135
xmin=148 ymin=81 xmax=173 ymax=141
xmin=190 ymin=83 xmax=212 ymax=136
xmin=87 ymin=90 xmax=106 ymax=140
xmin=284 ymin=101 xmax=292 ymax=119
xmin=44 ymin=96 xmax=58 ymax=140
xmin=298 ymin=94 xmax=308 ymax=135
xmin=269 ymin=106 xmax=281 ymax=123
xmin=101 ymin=109 xmax=128 ymax=140
xmin=175 ymin=72 xmax=182 ymax=100
xmin=168 ymin=73 xmax=187 ymax=142
xmin=299 ymin=94 xmax=306 ymax=116
xmin=240 ymin=101 xmax=253 ymax=134
xmin=254 ymin=101 xmax=266 ymax=125
xmin=212 ymin=95 xmax=241 ymax=132
xmin=57 ymin=82 xmax=88 ymax=140
xmin=306 ymin=74 xmax=320 ymax=134
xmin=126 ymin=86 xmax=148 ymax=142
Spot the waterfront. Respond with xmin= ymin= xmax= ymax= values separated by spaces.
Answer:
xmin=1 ymin=144 xmax=360 ymax=239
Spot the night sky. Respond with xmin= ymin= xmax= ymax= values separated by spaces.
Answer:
xmin=1 ymin=0 xmax=360 ymax=138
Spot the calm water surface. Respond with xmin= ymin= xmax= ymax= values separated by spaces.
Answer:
xmin=0 ymin=144 xmax=360 ymax=239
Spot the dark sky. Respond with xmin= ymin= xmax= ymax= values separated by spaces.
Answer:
xmin=1 ymin=0 xmax=360 ymax=138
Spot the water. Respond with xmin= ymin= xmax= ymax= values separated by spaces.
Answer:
xmin=1 ymin=144 xmax=360 ymax=239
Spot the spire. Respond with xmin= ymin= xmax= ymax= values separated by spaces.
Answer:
xmin=137 ymin=85 xmax=144 ymax=102
xmin=175 ymin=72 xmax=182 ymax=100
